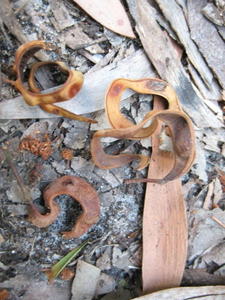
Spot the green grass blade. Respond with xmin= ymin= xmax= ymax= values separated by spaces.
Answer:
xmin=47 ymin=239 xmax=89 ymax=281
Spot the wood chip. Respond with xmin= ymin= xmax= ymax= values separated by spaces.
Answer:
xmin=64 ymin=25 xmax=104 ymax=53
xmin=49 ymin=0 xmax=74 ymax=31
xmin=0 ymin=0 xmax=27 ymax=44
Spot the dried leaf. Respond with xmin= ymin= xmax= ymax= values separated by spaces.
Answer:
xmin=91 ymin=78 xmax=195 ymax=184
xmin=28 ymin=176 xmax=100 ymax=239
xmin=46 ymin=240 xmax=88 ymax=281
xmin=73 ymin=0 xmax=135 ymax=38
xmin=6 ymin=40 xmax=96 ymax=123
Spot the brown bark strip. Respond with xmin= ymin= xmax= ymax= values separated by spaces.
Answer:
xmin=142 ymin=96 xmax=187 ymax=293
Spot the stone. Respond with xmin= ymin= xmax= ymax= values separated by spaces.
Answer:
xmin=71 ymin=260 xmax=101 ymax=300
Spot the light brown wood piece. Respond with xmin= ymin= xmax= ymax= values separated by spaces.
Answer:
xmin=142 ymin=96 xmax=187 ymax=293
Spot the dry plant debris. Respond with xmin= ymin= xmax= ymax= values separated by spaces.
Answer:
xmin=6 ymin=40 xmax=96 ymax=123
xmin=0 ymin=0 xmax=225 ymax=298
xmin=28 ymin=176 xmax=100 ymax=239
xmin=91 ymin=78 xmax=195 ymax=184
xmin=19 ymin=134 xmax=53 ymax=160
xmin=45 ymin=239 xmax=88 ymax=281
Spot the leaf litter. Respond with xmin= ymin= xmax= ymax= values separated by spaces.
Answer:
xmin=0 ymin=0 xmax=225 ymax=299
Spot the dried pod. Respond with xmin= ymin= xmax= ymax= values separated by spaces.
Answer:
xmin=91 ymin=78 xmax=195 ymax=184
xmin=28 ymin=176 xmax=100 ymax=239
xmin=6 ymin=40 xmax=96 ymax=123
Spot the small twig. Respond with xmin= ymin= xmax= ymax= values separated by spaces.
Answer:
xmin=211 ymin=216 xmax=225 ymax=229
xmin=0 ymin=147 xmax=32 ymax=203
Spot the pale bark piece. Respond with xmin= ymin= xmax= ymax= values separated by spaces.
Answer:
xmin=71 ymin=260 xmax=101 ymax=300
xmin=202 ymin=2 xmax=225 ymax=26
xmin=135 ymin=0 xmax=222 ymax=128
xmin=49 ymin=0 xmax=74 ymax=31
xmin=64 ymin=25 xmax=104 ymax=53
xmin=156 ymin=0 xmax=216 ymax=88
xmin=131 ymin=286 xmax=225 ymax=300
xmin=0 ymin=0 xmax=27 ymax=44
xmin=155 ymin=0 xmax=221 ymax=100
xmin=187 ymin=62 xmax=221 ymax=102
xmin=187 ymin=0 xmax=225 ymax=89
xmin=142 ymin=97 xmax=187 ymax=293
xmin=73 ymin=0 xmax=135 ymax=38
xmin=0 ymin=50 xmax=156 ymax=119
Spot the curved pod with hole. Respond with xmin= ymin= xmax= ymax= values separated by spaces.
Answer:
xmin=28 ymin=176 xmax=100 ymax=239
xmin=91 ymin=78 xmax=196 ymax=184
xmin=6 ymin=40 xmax=96 ymax=123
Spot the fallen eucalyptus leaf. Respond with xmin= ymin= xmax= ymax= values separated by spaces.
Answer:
xmin=73 ymin=0 xmax=135 ymax=38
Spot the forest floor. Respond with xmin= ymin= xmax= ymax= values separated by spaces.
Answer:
xmin=0 ymin=0 xmax=225 ymax=299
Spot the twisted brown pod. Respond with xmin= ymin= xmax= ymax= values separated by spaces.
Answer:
xmin=91 ymin=78 xmax=195 ymax=183
xmin=6 ymin=40 xmax=96 ymax=123
xmin=28 ymin=176 xmax=100 ymax=239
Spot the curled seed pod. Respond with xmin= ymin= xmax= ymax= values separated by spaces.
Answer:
xmin=6 ymin=40 xmax=97 ymax=123
xmin=28 ymin=176 xmax=100 ymax=239
xmin=91 ymin=78 xmax=195 ymax=184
